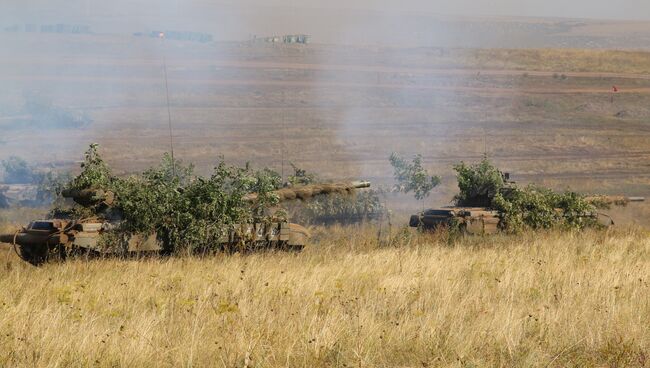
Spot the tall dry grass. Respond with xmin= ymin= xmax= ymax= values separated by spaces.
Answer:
xmin=0 ymin=226 xmax=648 ymax=367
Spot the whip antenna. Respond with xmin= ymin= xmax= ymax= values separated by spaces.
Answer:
xmin=160 ymin=32 xmax=176 ymax=176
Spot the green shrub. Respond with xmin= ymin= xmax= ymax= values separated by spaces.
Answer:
xmin=389 ymin=153 xmax=440 ymax=200
xmin=493 ymin=186 xmax=598 ymax=232
xmin=60 ymin=145 xmax=283 ymax=253
xmin=67 ymin=143 xmax=112 ymax=190
xmin=453 ymin=158 xmax=505 ymax=207
xmin=287 ymin=163 xmax=316 ymax=186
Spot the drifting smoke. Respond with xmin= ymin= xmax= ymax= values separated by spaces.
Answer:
xmin=0 ymin=0 xmax=649 ymax=210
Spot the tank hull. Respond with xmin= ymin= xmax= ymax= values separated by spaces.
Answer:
xmin=410 ymin=207 xmax=500 ymax=235
xmin=1 ymin=220 xmax=311 ymax=265
xmin=410 ymin=207 xmax=620 ymax=235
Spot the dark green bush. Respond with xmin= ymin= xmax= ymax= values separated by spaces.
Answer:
xmin=453 ymin=158 xmax=505 ymax=207
xmin=60 ymin=145 xmax=283 ymax=253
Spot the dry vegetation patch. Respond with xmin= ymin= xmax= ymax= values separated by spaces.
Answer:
xmin=0 ymin=228 xmax=648 ymax=367
xmin=469 ymin=49 xmax=650 ymax=74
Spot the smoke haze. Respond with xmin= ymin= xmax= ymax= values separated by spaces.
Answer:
xmin=1 ymin=0 xmax=650 ymax=221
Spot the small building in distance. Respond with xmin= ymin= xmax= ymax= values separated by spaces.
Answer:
xmin=252 ymin=34 xmax=311 ymax=44
xmin=4 ymin=24 xmax=91 ymax=34
xmin=283 ymin=34 xmax=311 ymax=44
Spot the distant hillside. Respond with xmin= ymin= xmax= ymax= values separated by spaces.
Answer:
xmin=2 ymin=1 xmax=650 ymax=48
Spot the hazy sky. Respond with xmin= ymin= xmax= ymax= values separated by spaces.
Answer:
xmin=2 ymin=0 xmax=650 ymax=21
xmin=224 ymin=0 xmax=650 ymax=21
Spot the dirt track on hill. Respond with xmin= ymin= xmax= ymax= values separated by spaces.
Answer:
xmin=3 ymin=56 xmax=650 ymax=80
xmin=1 ymin=75 xmax=647 ymax=95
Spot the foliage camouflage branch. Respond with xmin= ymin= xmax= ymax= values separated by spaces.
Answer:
xmin=453 ymin=158 xmax=505 ymax=207
xmin=454 ymin=158 xmax=598 ymax=232
xmin=60 ymin=144 xmax=284 ymax=253
xmin=389 ymin=153 xmax=440 ymax=200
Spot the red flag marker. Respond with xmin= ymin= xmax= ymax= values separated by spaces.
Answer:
xmin=612 ymin=85 xmax=619 ymax=93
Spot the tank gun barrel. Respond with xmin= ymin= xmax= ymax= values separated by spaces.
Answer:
xmin=0 ymin=232 xmax=62 ymax=247
xmin=244 ymin=181 xmax=371 ymax=203
xmin=0 ymin=233 xmax=15 ymax=244
xmin=585 ymin=195 xmax=645 ymax=207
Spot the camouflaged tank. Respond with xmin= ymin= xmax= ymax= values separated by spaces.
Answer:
xmin=409 ymin=173 xmax=644 ymax=235
xmin=1 ymin=181 xmax=370 ymax=265
xmin=407 ymin=204 xmax=643 ymax=235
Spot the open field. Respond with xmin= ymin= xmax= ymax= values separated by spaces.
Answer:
xmin=0 ymin=228 xmax=648 ymax=367
xmin=0 ymin=21 xmax=649 ymax=368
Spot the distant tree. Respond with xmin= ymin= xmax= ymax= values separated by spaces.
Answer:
xmin=1 ymin=156 xmax=35 ymax=184
xmin=0 ymin=188 xmax=9 ymax=208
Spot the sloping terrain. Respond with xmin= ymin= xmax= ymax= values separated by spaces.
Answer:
xmin=1 ymin=35 xmax=649 ymax=221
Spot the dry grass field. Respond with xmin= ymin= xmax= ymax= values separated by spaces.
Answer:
xmin=1 ymin=29 xmax=650 ymax=367
xmin=0 ymin=227 xmax=648 ymax=367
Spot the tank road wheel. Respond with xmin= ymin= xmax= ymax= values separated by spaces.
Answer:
xmin=14 ymin=243 xmax=66 ymax=266
xmin=47 ymin=244 xmax=68 ymax=263
xmin=14 ymin=244 xmax=47 ymax=266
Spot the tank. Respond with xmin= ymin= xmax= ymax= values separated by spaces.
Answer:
xmin=1 ymin=181 xmax=370 ymax=265
xmin=409 ymin=172 xmax=645 ymax=234
xmin=0 ymin=219 xmax=311 ymax=265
